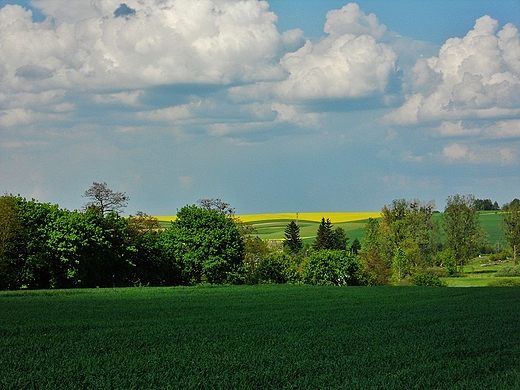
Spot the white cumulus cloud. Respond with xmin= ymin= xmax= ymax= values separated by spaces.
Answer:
xmin=443 ymin=142 xmax=516 ymax=165
xmin=387 ymin=16 xmax=520 ymax=124
xmin=0 ymin=0 xmax=286 ymax=93
xmin=275 ymin=3 xmax=397 ymax=101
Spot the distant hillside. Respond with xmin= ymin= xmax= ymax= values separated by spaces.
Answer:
xmin=155 ymin=211 xmax=508 ymax=249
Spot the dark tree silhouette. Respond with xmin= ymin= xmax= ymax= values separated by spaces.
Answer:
xmin=284 ymin=221 xmax=303 ymax=254
xmin=83 ymin=182 xmax=129 ymax=216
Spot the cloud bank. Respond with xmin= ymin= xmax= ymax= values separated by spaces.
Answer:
xmin=1 ymin=1 xmax=520 ymax=213
xmin=387 ymin=16 xmax=520 ymax=124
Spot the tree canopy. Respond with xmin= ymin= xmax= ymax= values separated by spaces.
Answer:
xmin=443 ymin=194 xmax=485 ymax=269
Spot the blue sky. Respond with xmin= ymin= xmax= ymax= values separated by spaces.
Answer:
xmin=1 ymin=0 xmax=520 ymax=215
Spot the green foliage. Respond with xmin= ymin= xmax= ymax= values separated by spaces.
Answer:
xmin=437 ymin=248 xmax=459 ymax=276
xmin=350 ymin=237 xmax=361 ymax=254
xmin=0 ymin=195 xmax=23 ymax=289
xmin=302 ymin=250 xmax=361 ymax=286
xmin=255 ymin=252 xmax=300 ymax=284
xmin=359 ymin=248 xmax=391 ymax=285
xmin=169 ymin=205 xmax=245 ymax=285
xmin=410 ymin=272 xmax=446 ymax=287
xmin=331 ymin=227 xmax=349 ymax=251
xmin=495 ymin=266 xmax=520 ymax=277
xmin=313 ymin=218 xmax=349 ymax=251
xmin=487 ymin=278 xmax=520 ymax=287
xmin=391 ymin=247 xmax=409 ymax=283
xmin=443 ymin=194 xmax=486 ymax=267
xmin=489 ymin=249 xmax=512 ymax=262
xmin=474 ymin=198 xmax=500 ymax=211
xmin=502 ymin=205 xmax=520 ymax=264
xmin=363 ymin=199 xmax=440 ymax=284
xmin=283 ymin=221 xmax=303 ymax=254
xmin=313 ymin=218 xmax=333 ymax=250
xmin=502 ymin=198 xmax=520 ymax=211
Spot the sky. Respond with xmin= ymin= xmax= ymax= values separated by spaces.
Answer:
xmin=1 ymin=0 xmax=520 ymax=215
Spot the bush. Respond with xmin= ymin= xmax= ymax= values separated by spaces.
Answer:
xmin=302 ymin=250 xmax=361 ymax=286
xmin=410 ymin=272 xmax=446 ymax=287
xmin=495 ymin=266 xmax=520 ymax=277
xmin=255 ymin=252 xmax=299 ymax=284
xmin=489 ymin=250 xmax=511 ymax=262
xmin=488 ymin=278 xmax=520 ymax=287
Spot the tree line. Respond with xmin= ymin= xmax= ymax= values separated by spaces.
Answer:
xmin=0 ymin=183 xmax=519 ymax=289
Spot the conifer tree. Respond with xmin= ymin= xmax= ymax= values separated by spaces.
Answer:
xmin=314 ymin=218 xmax=333 ymax=250
xmin=284 ymin=221 xmax=303 ymax=254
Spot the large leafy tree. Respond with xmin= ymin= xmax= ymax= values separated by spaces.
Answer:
xmin=83 ymin=182 xmax=129 ymax=216
xmin=0 ymin=195 xmax=21 ymax=260
xmin=360 ymin=218 xmax=392 ymax=285
xmin=284 ymin=221 xmax=303 ymax=254
xmin=168 ymin=205 xmax=245 ymax=285
xmin=502 ymin=204 xmax=520 ymax=264
xmin=0 ymin=195 xmax=23 ymax=289
xmin=381 ymin=199 xmax=439 ymax=279
xmin=443 ymin=194 xmax=485 ymax=269
xmin=46 ymin=209 xmax=135 ymax=288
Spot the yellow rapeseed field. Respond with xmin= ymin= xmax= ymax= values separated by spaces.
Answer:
xmin=155 ymin=216 xmax=177 ymax=222
xmin=236 ymin=212 xmax=380 ymax=223
xmin=155 ymin=212 xmax=380 ymax=223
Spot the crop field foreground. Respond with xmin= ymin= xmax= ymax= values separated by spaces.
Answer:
xmin=2 ymin=285 xmax=520 ymax=389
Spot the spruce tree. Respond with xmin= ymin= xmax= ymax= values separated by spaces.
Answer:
xmin=284 ymin=221 xmax=303 ymax=254
xmin=314 ymin=218 xmax=333 ymax=250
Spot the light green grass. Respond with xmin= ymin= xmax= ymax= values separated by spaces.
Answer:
xmin=442 ymin=276 xmax=514 ymax=287
xmin=2 ymin=285 xmax=520 ymax=389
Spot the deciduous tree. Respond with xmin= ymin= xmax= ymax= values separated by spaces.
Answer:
xmin=83 ymin=182 xmax=129 ymax=216
xmin=443 ymin=194 xmax=485 ymax=269
xmin=169 ymin=205 xmax=245 ymax=285
xmin=502 ymin=204 xmax=520 ymax=264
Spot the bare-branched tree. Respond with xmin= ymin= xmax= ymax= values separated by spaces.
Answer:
xmin=83 ymin=182 xmax=129 ymax=216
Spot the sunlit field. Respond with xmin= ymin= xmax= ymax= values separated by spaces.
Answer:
xmin=154 ymin=211 xmax=506 ymax=246
xmin=156 ymin=212 xmax=381 ymax=242
xmin=155 ymin=212 xmax=380 ymax=223
xmin=237 ymin=212 xmax=381 ymax=223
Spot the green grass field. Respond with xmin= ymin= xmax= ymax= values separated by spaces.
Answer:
xmin=2 ymin=285 xmax=520 ymax=389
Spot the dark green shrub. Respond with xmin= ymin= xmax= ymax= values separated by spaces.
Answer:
xmin=410 ymin=272 xmax=446 ymax=287
xmin=255 ymin=252 xmax=299 ymax=284
xmin=303 ymin=250 xmax=361 ymax=286
xmin=495 ymin=266 xmax=520 ymax=277
xmin=488 ymin=278 xmax=520 ymax=287
xmin=489 ymin=250 xmax=512 ymax=262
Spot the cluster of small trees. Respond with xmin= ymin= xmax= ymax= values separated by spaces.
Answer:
xmin=360 ymin=195 xmax=520 ymax=285
xmin=1 ymin=183 xmax=519 ymax=290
